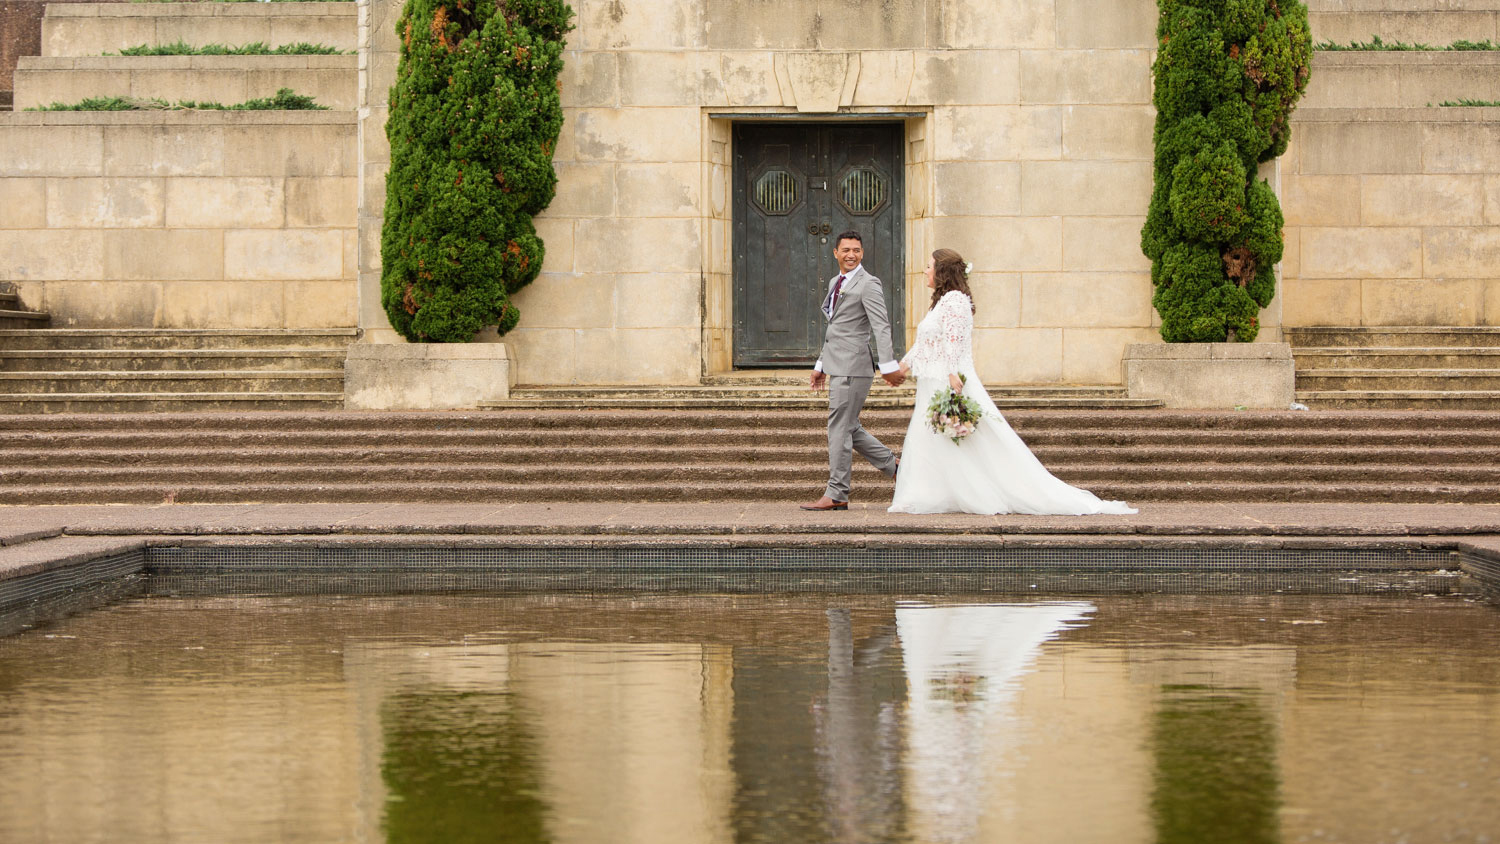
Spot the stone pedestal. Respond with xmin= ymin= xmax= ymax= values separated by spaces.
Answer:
xmin=344 ymin=342 xmax=516 ymax=410
xmin=1124 ymin=343 xmax=1296 ymax=409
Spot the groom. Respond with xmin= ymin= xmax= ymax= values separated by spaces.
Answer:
xmin=801 ymin=230 xmax=904 ymax=512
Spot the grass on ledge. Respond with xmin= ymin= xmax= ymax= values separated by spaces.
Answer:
xmin=110 ymin=41 xmax=350 ymax=56
xmin=1434 ymin=99 xmax=1500 ymax=107
xmin=28 ymin=88 xmax=328 ymax=111
xmin=1316 ymin=36 xmax=1498 ymax=51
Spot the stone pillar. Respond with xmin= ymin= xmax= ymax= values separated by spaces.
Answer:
xmin=1123 ymin=343 xmax=1297 ymax=409
xmin=348 ymin=0 xmax=515 ymax=408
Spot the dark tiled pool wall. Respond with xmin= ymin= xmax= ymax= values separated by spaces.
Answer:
xmin=1461 ymin=546 xmax=1500 ymax=600
xmin=144 ymin=545 xmax=1471 ymax=596
xmin=0 ymin=550 xmax=146 ymax=636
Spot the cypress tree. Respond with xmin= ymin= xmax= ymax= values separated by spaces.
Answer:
xmin=382 ymin=0 xmax=572 ymax=342
xmin=1141 ymin=0 xmax=1311 ymax=342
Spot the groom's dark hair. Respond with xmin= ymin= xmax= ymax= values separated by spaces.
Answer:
xmin=835 ymin=230 xmax=862 ymax=247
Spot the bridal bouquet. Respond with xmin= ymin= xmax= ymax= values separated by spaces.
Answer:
xmin=926 ymin=375 xmax=984 ymax=444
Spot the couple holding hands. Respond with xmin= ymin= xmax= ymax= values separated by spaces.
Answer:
xmin=801 ymin=231 xmax=1136 ymax=517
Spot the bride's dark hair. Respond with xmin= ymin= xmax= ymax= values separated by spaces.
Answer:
xmin=929 ymin=248 xmax=975 ymax=313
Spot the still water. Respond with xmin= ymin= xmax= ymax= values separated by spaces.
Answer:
xmin=1 ymin=593 xmax=1498 ymax=844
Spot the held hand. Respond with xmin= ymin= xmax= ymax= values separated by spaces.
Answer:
xmin=948 ymin=373 xmax=964 ymax=393
xmin=810 ymin=370 xmax=827 ymax=391
xmin=899 ymin=362 xmax=911 ymax=377
xmin=883 ymin=370 xmax=906 ymax=388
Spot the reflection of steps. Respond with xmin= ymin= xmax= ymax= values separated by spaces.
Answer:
xmin=488 ymin=373 xmax=1162 ymax=409
xmin=2 ymin=409 xmax=1498 ymax=504
xmin=13 ymin=55 xmax=357 ymax=111
xmin=0 ymin=329 xmax=356 ymax=413
xmin=1290 ymin=327 xmax=1500 ymax=409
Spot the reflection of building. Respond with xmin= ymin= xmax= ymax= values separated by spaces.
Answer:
xmin=5 ymin=595 xmax=1500 ymax=841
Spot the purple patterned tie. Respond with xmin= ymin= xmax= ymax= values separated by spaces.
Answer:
xmin=830 ymin=275 xmax=846 ymax=315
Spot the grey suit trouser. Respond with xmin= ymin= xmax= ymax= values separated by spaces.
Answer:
xmin=825 ymin=375 xmax=898 ymax=502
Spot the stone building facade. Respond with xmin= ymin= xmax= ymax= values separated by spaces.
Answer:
xmin=359 ymin=0 xmax=1167 ymax=386
xmin=3 ymin=0 xmax=1497 ymax=394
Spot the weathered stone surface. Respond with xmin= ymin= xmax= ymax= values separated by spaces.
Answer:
xmin=0 ymin=178 xmax=46 ymax=228
xmin=345 ymin=342 xmax=516 ymax=409
xmin=1362 ymin=278 xmax=1482 ymax=326
xmin=1424 ymin=227 xmax=1500 ymax=279
xmin=43 ymin=178 xmax=163 ymax=229
xmin=1282 ymin=175 xmax=1362 ymax=227
xmin=1062 ymin=217 xmax=1151 ymax=272
xmin=1021 ymin=161 xmax=1152 ymax=216
xmin=1062 ymin=327 xmax=1159 ymax=384
xmin=1299 ymin=227 xmax=1423 ymax=279
xmin=909 ymin=50 xmax=1020 ymax=105
xmin=615 ymin=163 xmax=701 ymax=217
xmin=933 ymin=216 xmax=1061 ymax=272
xmin=1061 ymin=105 xmax=1153 ymax=160
xmin=932 ymin=161 xmax=1020 ymax=216
xmin=615 ymin=273 xmax=700 ymax=329
xmin=704 ymin=0 xmax=924 ymax=50
xmin=1124 ymin=343 xmax=1296 ymax=409
xmin=510 ymin=272 xmax=613 ymax=330
xmin=933 ymin=105 xmax=1062 ymax=161
xmin=224 ymin=230 xmax=343 ymax=281
xmin=165 ymin=177 xmax=282 ymax=229
xmin=973 ymin=327 xmax=1064 ymax=383
xmin=104 ymin=229 xmax=223 ymax=281
xmin=1056 ymin=0 xmax=1158 ymax=48
xmin=0 ymin=230 xmax=102 ymax=281
xmin=1281 ymin=279 xmax=1362 ymax=327
xmin=1020 ymin=50 xmax=1152 ymax=105
xmin=1021 ymin=273 xmax=1152 ymax=328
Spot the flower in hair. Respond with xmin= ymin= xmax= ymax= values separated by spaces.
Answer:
xmin=964 ymin=262 xmax=974 ymax=274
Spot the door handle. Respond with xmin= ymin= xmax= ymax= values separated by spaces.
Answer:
xmin=808 ymin=224 xmax=820 ymax=235
xmin=821 ymin=223 xmax=832 ymax=235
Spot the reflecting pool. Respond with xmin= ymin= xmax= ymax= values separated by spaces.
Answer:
xmin=1 ymin=593 xmax=1498 ymax=843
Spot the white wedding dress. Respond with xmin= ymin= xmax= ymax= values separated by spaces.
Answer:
xmin=889 ymin=290 xmax=1137 ymax=515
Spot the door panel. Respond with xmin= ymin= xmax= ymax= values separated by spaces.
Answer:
xmin=733 ymin=123 xmax=904 ymax=368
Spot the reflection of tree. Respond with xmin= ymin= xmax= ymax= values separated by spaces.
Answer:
xmin=381 ymin=692 xmax=550 ymax=844
xmin=1151 ymin=685 xmax=1280 ymax=844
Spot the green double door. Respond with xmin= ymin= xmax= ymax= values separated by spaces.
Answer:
xmin=732 ymin=122 xmax=905 ymax=368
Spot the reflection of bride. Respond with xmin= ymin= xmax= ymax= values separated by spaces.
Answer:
xmin=897 ymin=601 xmax=1096 ymax=843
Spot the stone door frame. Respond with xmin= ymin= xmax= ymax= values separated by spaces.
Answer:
xmin=701 ymin=108 xmax=932 ymax=378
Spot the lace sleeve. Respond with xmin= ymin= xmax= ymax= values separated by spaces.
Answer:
xmin=938 ymin=293 xmax=971 ymax=375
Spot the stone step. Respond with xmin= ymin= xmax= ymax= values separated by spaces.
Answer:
xmin=1307 ymin=4 xmax=1500 ymax=46
xmin=42 ymin=3 xmax=357 ymax=59
xmin=1286 ymin=326 xmax=1500 ymax=348
xmin=1297 ymin=369 xmax=1500 ymax=390
xmin=0 ymin=349 xmax=348 ymax=373
xmin=3 ymin=460 xmax=1497 ymax=486
xmin=3 ymin=479 xmax=1498 ymax=506
xmin=13 ymin=55 xmax=357 ymax=111
xmin=0 ymin=393 xmax=345 ymax=413
xmin=1294 ymin=348 xmax=1500 ymax=369
xmin=7 ymin=426 xmax=1500 ymax=451
xmin=1299 ymin=390 xmax=1500 ymax=409
xmin=0 ymin=370 xmax=343 ymax=394
xmin=5 ymin=408 xmax=1500 ymax=434
xmin=0 ymin=328 xmax=358 ymax=351
xmin=6 ymin=443 xmax=1494 ymax=469
xmin=0 ymin=310 xmax=50 ymax=330
xmin=486 ymin=397 xmax=1166 ymax=409
xmin=698 ymin=372 xmax=1133 ymax=397
xmin=1303 ymin=50 xmax=1500 ymax=109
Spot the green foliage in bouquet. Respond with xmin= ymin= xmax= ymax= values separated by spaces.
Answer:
xmin=926 ymin=375 xmax=985 ymax=445
xmin=1141 ymin=0 xmax=1311 ymax=342
xmin=381 ymin=0 xmax=572 ymax=342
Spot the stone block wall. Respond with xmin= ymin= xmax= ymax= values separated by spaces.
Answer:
xmin=1281 ymin=108 xmax=1500 ymax=328
xmin=358 ymin=0 xmax=1168 ymax=386
xmin=0 ymin=111 xmax=358 ymax=328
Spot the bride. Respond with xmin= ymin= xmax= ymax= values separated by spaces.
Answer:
xmin=889 ymin=248 xmax=1137 ymax=516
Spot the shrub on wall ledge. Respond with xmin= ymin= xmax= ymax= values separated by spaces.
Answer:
xmin=382 ymin=0 xmax=572 ymax=343
xmin=1141 ymin=0 xmax=1311 ymax=343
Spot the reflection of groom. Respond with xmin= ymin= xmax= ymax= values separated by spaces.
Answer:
xmin=802 ymin=231 xmax=904 ymax=512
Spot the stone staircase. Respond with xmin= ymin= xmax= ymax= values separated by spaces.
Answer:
xmin=1289 ymin=327 xmax=1500 ymax=408
xmin=488 ymin=372 xmax=1164 ymax=410
xmin=1 ymin=409 xmax=1498 ymax=504
xmin=0 ymin=328 xmax=357 ymax=413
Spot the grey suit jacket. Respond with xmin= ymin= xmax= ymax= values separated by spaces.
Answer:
xmin=816 ymin=266 xmax=897 ymax=377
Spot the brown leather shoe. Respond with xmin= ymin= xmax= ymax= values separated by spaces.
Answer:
xmin=800 ymin=496 xmax=849 ymax=511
